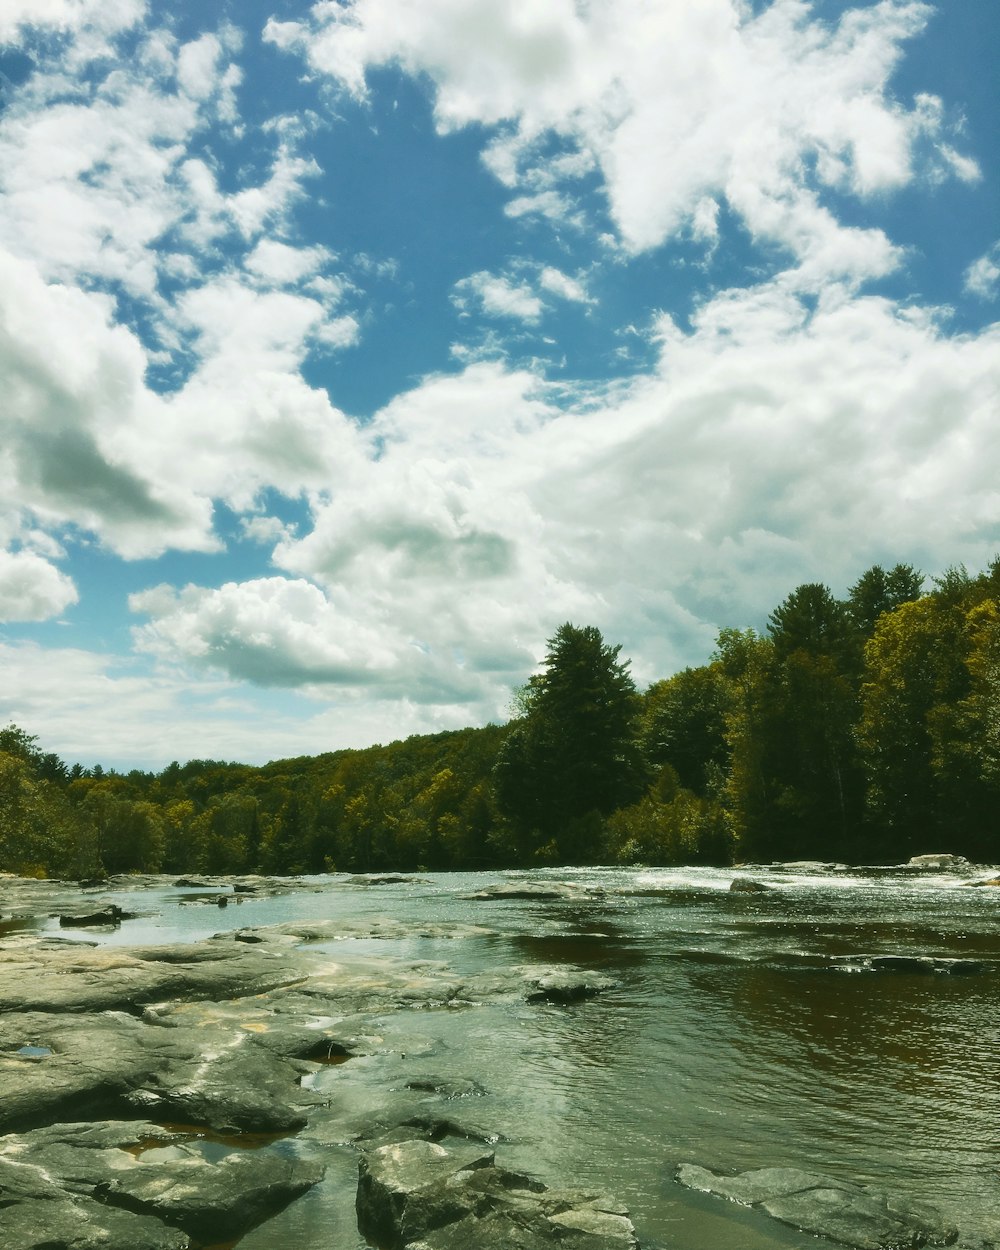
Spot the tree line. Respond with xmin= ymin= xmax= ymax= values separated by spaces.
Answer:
xmin=3 ymin=558 xmax=999 ymax=878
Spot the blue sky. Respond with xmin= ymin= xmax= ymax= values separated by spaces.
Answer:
xmin=0 ymin=0 xmax=997 ymax=770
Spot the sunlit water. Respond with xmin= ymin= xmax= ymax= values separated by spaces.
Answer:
xmin=40 ymin=866 xmax=1000 ymax=1248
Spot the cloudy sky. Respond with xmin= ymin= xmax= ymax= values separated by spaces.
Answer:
xmin=0 ymin=0 xmax=997 ymax=770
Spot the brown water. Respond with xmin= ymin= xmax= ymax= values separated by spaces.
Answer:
xmin=47 ymin=865 xmax=1000 ymax=1248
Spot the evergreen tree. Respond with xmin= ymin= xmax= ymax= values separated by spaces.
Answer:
xmin=493 ymin=623 xmax=644 ymax=860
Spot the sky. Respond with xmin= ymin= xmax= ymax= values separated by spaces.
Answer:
xmin=0 ymin=0 xmax=998 ymax=771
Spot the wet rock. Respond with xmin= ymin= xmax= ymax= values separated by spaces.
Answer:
xmin=906 ymin=854 xmax=968 ymax=870
xmin=729 ymin=878 xmax=772 ymax=894
xmin=968 ymin=875 xmax=1000 ymax=887
xmin=124 ymin=1029 xmax=323 ymax=1134
xmin=57 ymin=904 xmax=125 ymax=928
xmin=675 ymin=1163 xmax=958 ymax=1249
xmin=0 ymin=1009 xmax=323 ymax=1136
xmin=456 ymin=965 xmax=618 ymax=1006
xmin=0 ymin=932 xmax=311 ymax=1016
xmin=350 ymin=874 xmax=429 ymax=886
xmin=357 ymin=1138 xmax=638 ymax=1250
xmin=404 ymin=1076 xmax=486 ymax=1099
xmin=835 ymin=956 xmax=992 ymax=977
xmin=467 ymin=880 xmax=605 ymax=902
xmin=0 ymin=1120 xmax=323 ymax=1247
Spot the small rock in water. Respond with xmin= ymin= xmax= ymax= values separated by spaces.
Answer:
xmin=729 ymin=878 xmax=773 ymax=894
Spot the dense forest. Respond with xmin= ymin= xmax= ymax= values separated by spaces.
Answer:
xmin=3 ymin=558 xmax=1000 ymax=878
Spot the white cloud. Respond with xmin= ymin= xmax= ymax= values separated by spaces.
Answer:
xmin=246 ymin=239 xmax=332 ymax=286
xmin=0 ymin=551 xmax=78 ymax=622
xmin=0 ymin=247 xmax=214 ymax=558
xmin=267 ymin=0 xmax=970 ymax=282
xmin=453 ymin=271 xmax=544 ymax=322
xmin=0 ymin=0 xmax=145 ymax=45
xmin=539 ymin=265 xmax=591 ymax=304
xmin=452 ymin=261 xmax=591 ymax=323
xmin=964 ymin=243 xmax=1000 ymax=301
xmin=148 ymin=286 xmax=996 ymax=705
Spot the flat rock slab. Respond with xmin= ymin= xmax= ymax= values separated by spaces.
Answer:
xmin=675 ymin=1164 xmax=958 ymax=1249
xmin=358 ymin=1137 xmax=638 ymax=1249
xmin=0 ymin=1008 xmax=321 ymax=1136
xmin=0 ymin=933 xmax=313 ymax=1016
xmin=0 ymin=1120 xmax=323 ymax=1248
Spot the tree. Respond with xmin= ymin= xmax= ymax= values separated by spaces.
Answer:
xmin=641 ymin=665 xmax=729 ymax=796
xmin=767 ymin=583 xmax=852 ymax=664
xmin=493 ymin=624 xmax=644 ymax=861
xmin=848 ymin=564 xmax=924 ymax=637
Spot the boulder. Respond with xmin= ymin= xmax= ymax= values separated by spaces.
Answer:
xmin=729 ymin=878 xmax=772 ymax=894
xmin=675 ymin=1163 xmax=958 ymax=1249
xmin=357 ymin=1137 xmax=638 ymax=1250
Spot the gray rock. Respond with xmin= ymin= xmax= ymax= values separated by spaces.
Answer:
xmin=357 ymin=1137 xmax=638 ymax=1250
xmin=123 ymin=1029 xmax=323 ymax=1133
xmin=0 ymin=1005 xmax=322 ymax=1136
xmin=0 ymin=1120 xmax=323 ymax=1247
xmin=0 ymin=933 xmax=313 ymax=1016
xmin=675 ymin=1163 xmax=958 ymax=1249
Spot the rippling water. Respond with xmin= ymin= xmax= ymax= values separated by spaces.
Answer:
xmin=50 ymin=865 xmax=1000 ymax=1248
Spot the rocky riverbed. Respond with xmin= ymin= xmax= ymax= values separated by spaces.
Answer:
xmin=0 ymin=871 xmax=993 ymax=1250
xmin=0 ymin=876 xmax=635 ymax=1249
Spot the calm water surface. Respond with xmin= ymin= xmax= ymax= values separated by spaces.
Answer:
xmin=48 ymin=866 xmax=1000 ymax=1249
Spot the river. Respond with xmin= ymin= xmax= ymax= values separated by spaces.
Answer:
xmin=46 ymin=864 xmax=1000 ymax=1249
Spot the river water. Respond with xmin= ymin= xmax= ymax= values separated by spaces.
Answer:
xmin=47 ymin=864 xmax=1000 ymax=1249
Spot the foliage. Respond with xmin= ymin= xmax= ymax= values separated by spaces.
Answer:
xmin=1 ymin=556 xmax=998 ymax=877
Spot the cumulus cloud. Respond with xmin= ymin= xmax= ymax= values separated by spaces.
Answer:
xmin=0 ymin=247 xmax=214 ymax=557
xmin=121 ymin=281 xmax=999 ymax=710
xmin=0 ymin=551 xmax=78 ymax=622
xmin=129 ymin=576 xmax=506 ymax=707
xmin=0 ymin=0 xmax=145 ymax=45
xmin=266 ymin=0 xmax=972 ymax=279
xmin=452 ymin=271 xmax=544 ymax=322
xmin=964 ymin=242 xmax=1000 ymax=300
xmin=452 ymin=261 xmax=591 ymax=323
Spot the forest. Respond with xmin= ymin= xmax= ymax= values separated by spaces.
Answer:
xmin=2 ymin=558 xmax=999 ymax=878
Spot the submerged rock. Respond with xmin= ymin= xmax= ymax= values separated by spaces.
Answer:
xmin=357 ymin=1137 xmax=639 ymax=1250
xmin=675 ymin=1163 xmax=958 ymax=1249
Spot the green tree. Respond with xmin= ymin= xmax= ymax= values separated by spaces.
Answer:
xmin=493 ymin=623 xmax=644 ymax=861
xmin=641 ymin=665 xmax=729 ymax=796
xmin=857 ymin=594 xmax=968 ymax=856
xmin=847 ymin=564 xmax=924 ymax=637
